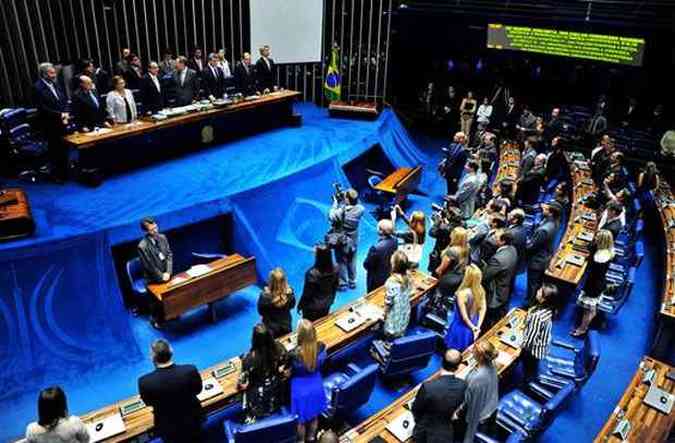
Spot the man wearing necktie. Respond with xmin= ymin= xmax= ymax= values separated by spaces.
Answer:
xmin=201 ymin=53 xmax=224 ymax=99
xmin=169 ymin=56 xmax=199 ymax=106
xmin=32 ymin=62 xmax=71 ymax=182
xmin=255 ymin=45 xmax=276 ymax=92
xmin=141 ymin=62 xmax=165 ymax=114
xmin=72 ymin=76 xmax=110 ymax=132
xmin=235 ymin=52 xmax=257 ymax=95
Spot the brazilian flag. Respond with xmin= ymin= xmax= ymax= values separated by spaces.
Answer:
xmin=324 ymin=47 xmax=341 ymax=102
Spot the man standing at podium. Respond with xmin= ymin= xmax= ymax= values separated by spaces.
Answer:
xmin=138 ymin=217 xmax=173 ymax=326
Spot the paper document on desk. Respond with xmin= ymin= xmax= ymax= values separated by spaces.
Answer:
xmin=86 ymin=412 xmax=126 ymax=442
xmin=335 ymin=311 xmax=366 ymax=332
xmin=169 ymin=276 xmax=189 ymax=286
xmin=496 ymin=350 xmax=513 ymax=367
xmin=355 ymin=303 xmax=384 ymax=321
xmin=386 ymin=410 xmax=415 ymax=442
xmin=197 ymin=378 xmax=224 ymax=401
xmin=186 ymin=264 xmax=211 ymax=278
xmin=83 ymin=128 xmax=113 ymax=137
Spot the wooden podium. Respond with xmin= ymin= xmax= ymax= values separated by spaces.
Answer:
xmin=0 ymin=188 xmax=35 ymax=241
xmin=147 ymin=254 xmax=256 ymax=321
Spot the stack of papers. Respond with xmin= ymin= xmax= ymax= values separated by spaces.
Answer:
xmin=86 ymin=413 xmax=126 ymax=442
xmin=83 ymin=128 xmax=113 ymax=137
xmin=186 ymin=265 xmax=211 ymax=278
xmin=197 ymin=378 xmax=224 ymax=401
xmin=355 ymin=303 xmax=384 ymax=321
xmin=386 ymin=410 xmax=415 ymax=442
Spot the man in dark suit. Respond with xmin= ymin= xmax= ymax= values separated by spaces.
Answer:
xmin=501 ymin=96 xmax=519 ymax=137
xmin=518 ymin=138 xmax=537 ymax=180
xmin=235 ymin=52 xmax=257 ymax=95
xmin=412 ymin=349 xmax=467 ymax=443
xmin=71 ymin=75 xmax=109 ymax=131
xmin=168 ymin=56 xmax=200 ymax=106
xmin=33 ymin=62 xmax=71 ymax=181
xmin=363 ymin=219 xmax=398 ymax=292
xmin=138 ymin=339 xmax=204 ymax=443
xmin=140 ymin=62 xmax=164 ymax=115
xmin=516 ymin=153 xmax=546 ymax=206
xmin=255 ymin=45 xmax=276 ymax=92
xmin=506 ymin=208 xmax=528 ymax=271
xmin=440 ymin=132 xmax=468 ymax=195
xmin=201 ymin=53 xmax=224 ymax=99
xmin=124 ymin=54 xmax=144 ymax=90
xmin=598 ymin=201 xmax=624 ymax=240
xmin=525 ymin=202 xmax=561 ymax=306
xmin=187 ymin=48 xmax=204 ymax=72
xmin=482 ymin=231 xmax=518 ymax=330
xmin=115 ymin=48 xmax=131 ymax=76
xmin=137 ymin=217 xmax=173 ymax=325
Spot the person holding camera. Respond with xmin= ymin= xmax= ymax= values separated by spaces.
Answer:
xmin=428 ymin=203 xmax=463 ymax=276
xmin=328 ymin=187 xmax=365 ymax=291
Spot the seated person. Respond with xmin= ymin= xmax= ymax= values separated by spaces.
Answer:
xmin=138 ymin=339 xmax=204 ymax=442
xmin=71 ymin=75 xmax=109 ymax=131
xmin=25 ymin=386 xmax=90 ymax=443
xmin=238 ymin=324 xmax=290 ymax=422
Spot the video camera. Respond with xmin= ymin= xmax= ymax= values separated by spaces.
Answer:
xmin=333 ymin=183 xmax=347 ymax=204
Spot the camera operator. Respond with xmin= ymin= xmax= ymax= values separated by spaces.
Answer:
xmin=327 ymin=186 xmax=365 ymax=291
xmin=428 ymin=202 xmax=464 ymax=277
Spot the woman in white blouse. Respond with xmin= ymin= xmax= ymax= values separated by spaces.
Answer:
xmin=106 ymin=75 xmax=138 ymax=124
xmin=25 ymin=386 xmax=90 ymax=443
xmin=476 ymin=97 xmax=493 ymax=125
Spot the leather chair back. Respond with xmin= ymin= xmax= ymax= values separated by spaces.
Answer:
xmin=380 ymin=331 xmax=437 ymax=377
xmin=332 ymin=363 xmax=378 ymax=416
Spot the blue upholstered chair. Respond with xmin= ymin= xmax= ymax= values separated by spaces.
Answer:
xmin=1 ymin=108 xmax=49 ymax=181
xmin=372 ymin=330 xmax=437 ymax=378
xmin=366 ymin=174 xmax=393 ymax=218
xmin=536 ymin=331 xmax=600 ymax=391
xmin=223 ymin=411 xmax=298 ymax=443
xmin=323 ymin=363 xmax=378 ymax=418
xmin=496 ymin=382 xmax=575 ymax=437
xmin=125 ymin=258 xmax=148 ymax=315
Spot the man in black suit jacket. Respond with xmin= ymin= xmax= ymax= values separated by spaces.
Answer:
xmin=234 ymin=52 xmax=257 ymax=95
xmin=140 ymin=62 xmax=165 ymax=115
xmin=167 ymin=56 xmax=200 ymax=107
xmin=482 ymin=231 xmax=518 ymax=330
xmin=412 ymin=349 xmax=467 ymax=443
xmin=525 ymin=202 xmax=561 ymax=305
xmin=201 ymin=53 xmax=224 ymax=99
xmin=598 ymin=201 xmax=624 ymax=240
xmin=506 ymin=209 xmax=528 ymax=270
xmin=137 ymin=217 xmax=173 ymax=325
xmin=71 ymin=76 xmax=109 ymax=131
xmin=33 ymin=62 xmax=71 ymax=181
xmin=138 ymin=339 xmax=204 ymax=443
xmin=363 ymin=219 xmax=398 ymax=292
xmin=255 ymin=45 xmax=276 ymax=92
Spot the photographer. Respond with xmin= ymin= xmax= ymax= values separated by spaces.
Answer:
xmin=327 ymin=186 xmax=365 ymax=291
xmin=428 ymin=203 xmax=464 ymax=277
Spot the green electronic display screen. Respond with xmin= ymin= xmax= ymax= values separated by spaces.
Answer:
xmin=487 ymin=24 xmax=645 ymax=66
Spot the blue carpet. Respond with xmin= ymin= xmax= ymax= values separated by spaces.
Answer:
xmin=0 ymin=108 xmax=664 ymax=442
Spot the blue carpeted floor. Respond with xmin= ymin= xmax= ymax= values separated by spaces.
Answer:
xmin=0 ymin=106 xmax=664 ymax=442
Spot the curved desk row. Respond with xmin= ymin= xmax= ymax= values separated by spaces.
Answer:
xmin=594 ymin=356 xmax=674 ymax=443
xmin=339 ymin=308 xmax=526 ymax=442
xmin=79 ymin=271 xmax=438 ymax=442
xmin=491 ymin=142 xmax=521 ymax=194
xmin=655 ymin=183 xmax=675 ymax=318
xmin=546 ymin=153 xmax=598 ymax=285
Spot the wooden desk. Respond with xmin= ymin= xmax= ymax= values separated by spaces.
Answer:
xmin=594 ymin=357 xmax=675 ymax=443
xmin=81 ymin=271 xmax=438 ymax=442
xmin=0 ymin=188 xmax=35 ymax=241
xmin=340 ymin=308 xmax=527 ymax=443
xmin=546 ymin=154 xmax=598 ymax=285
xmin=374 ymin=166 xmax=423 ymax=205
xmin=492 ymin=142 xmax=521 ymax=195
xmin=655 ymin=182 xmax=675 ymax=318
xmin=64 ymin=90 xmax=301 ymax=149
xmin=147 ymin=254 xmax=257 ymax=321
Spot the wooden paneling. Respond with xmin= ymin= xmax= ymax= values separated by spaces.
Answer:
xmin=655 ymin=182 xmax=675 ymax=318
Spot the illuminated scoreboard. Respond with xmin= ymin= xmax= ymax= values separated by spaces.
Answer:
xmin=487 ymin=24 xmax=645 ymax=66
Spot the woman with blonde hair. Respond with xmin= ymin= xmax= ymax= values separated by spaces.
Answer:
xmin=392 ymin=205 xmax=426 ymax=267
xmin=382 ymin=251 xmax=412 ymax=340
xmin=435 ymin=226 xmax=469 ymax=276
xmin=290 ymin=320 xmax=328 ymax=442
xmin=257 ymin=267 xmax=296 ymax=338
xmin=571 ymin=229 xmax=615 ymax=337
xmin=444 ymin=264 xmax=487 ymax=351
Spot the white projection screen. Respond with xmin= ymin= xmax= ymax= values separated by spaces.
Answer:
xmin=250 ymin=0 xmax=324 ymax=64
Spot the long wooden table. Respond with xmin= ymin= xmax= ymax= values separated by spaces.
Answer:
xmin=147 ymin=254 xmax=257 ymax=321
xmin=339 ymin=308 xmax=526 ymax=443
xmin=80 ymin=271 xmax=438 ymax=442
xmin=594 ymin=357 xmax=675 ymax=443
xmin=374 ymin=166 xmax=423 ymax=205
xmin=655 ymin=182 xmax=675 ymax=318
xmin=492 ymin=142 xmax=521 ymax=194
xmin=0 ymin=188 xmax=35 ymax=241
xmin=64 ymin=90 xmax=301 ymax=149
xmin=546 ymin=153 xmax=598 ymax=285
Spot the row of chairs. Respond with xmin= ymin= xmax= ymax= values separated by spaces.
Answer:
xmin=0 ymin=108 xmax=50 ymax=182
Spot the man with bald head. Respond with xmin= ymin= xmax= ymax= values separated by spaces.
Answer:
xmin=72 ymin=75 xmax=109 ymax=132
xmin=363 ymin=219 xmax=398 ymax=292
xmin=235 ymin=52 xmax=256 ymax=95
xmin=140 ymin=61 xmax=165 ymax=114
xmin=412 ymin=349 xmax=467 ymax=443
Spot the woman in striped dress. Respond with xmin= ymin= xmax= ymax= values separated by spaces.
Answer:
xmin=521 ymin=283 xmax=557 ymax=380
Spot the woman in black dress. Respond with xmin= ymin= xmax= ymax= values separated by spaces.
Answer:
xmin=258 ymin=268 xmax=296 ymax=338
xmin=571 ymin=229 xmax=614 ymax=337
xmin=238 ymin=323 xmax=290 ymax=422
xmin=298 ymin=244 xmax=339 ymax=321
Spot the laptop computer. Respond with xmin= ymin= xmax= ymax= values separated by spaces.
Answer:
xmin=197 ymin=378 xmax=225 ymax=402
xmin=643 ymin=384 xmax=674 ymax=415
xmin=86 ymin=413 xmax=126 ymax=443
xmin=385 ymin=410 xmax=415 ymax=442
